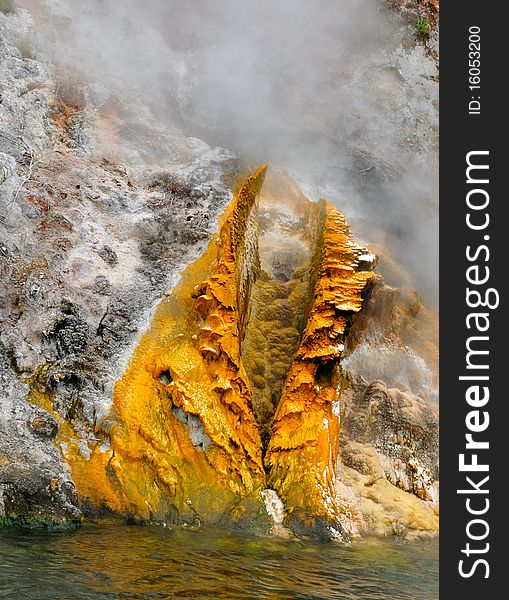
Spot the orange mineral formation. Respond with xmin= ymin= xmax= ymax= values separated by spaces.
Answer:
xmin=264 ymin=203 xmax=375 ymax=537
xmin=65 ymin=165 xmax=375 ymax=537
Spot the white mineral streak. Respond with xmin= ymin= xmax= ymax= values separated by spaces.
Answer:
xmin=260 ymin=489 xmax=291 ymax=538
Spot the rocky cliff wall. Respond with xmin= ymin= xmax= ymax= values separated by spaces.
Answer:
xmin=1 ymin=3 xmax=438 ymax=539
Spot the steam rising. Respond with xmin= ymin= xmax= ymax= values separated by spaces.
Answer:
xmin=30 ymin=0 xmax=438 ymax=304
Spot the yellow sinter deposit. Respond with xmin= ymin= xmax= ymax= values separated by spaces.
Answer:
xmin=265 ymin=202 xmax=375 ymax=536
xmin=66 ymin=166 xmax=375 ymax=535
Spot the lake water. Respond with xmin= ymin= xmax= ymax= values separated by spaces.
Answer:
xmin=0 ymin=525 xmax=438 ymax=599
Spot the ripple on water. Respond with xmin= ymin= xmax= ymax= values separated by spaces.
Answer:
xmin=0 ymin=526 xmax=438 ymax=599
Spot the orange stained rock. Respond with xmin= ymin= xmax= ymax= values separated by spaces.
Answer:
xmin=68 ymin=165 xmax=268 ymax=525
xmin=64 ymin=165 xmax=375 ymax=537
xmin=265 ymin=201 xmax=375 ymax=536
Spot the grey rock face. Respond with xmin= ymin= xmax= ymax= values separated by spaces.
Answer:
xmin=335 ymin=274 xmax=439 ymax=537
xmin=0 ymin=6 xmax=236 ymax=527
xmin=0 ymin=153 xmax=15 ymax=185
xmin=343 ymin=380 xmax=438 ymax=502
xmin=27 ymin=408 xmax=59 ymax=439
xmin=0 ymin=354 xmax=81 ymax=527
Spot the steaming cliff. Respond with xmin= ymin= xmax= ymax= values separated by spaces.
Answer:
xmin=0 ymin=2 xmax=438 ymax=538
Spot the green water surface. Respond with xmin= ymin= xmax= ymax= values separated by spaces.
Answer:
xmin=0 ymin=525 xmax=438 ymax=599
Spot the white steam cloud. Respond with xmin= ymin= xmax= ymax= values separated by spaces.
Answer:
xmin=28 ymin=0 xmax=438 ymax=305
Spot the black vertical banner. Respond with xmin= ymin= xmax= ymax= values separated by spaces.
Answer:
xmin=440 ymin=2 xmax=507 ymax=596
